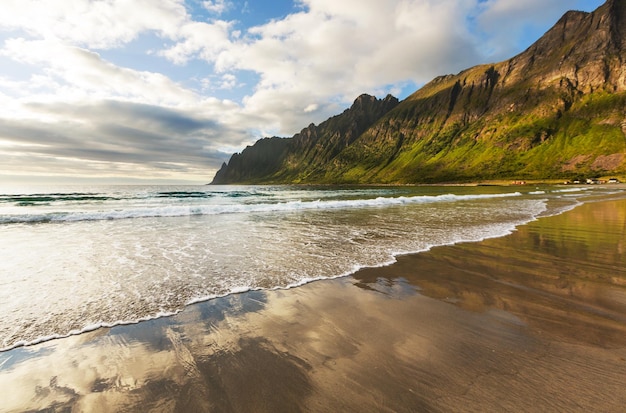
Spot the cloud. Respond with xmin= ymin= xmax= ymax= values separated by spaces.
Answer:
xmin=1 ymin=38 xmax=201 ymax=106
xmin=157 ymin=20 xmax=234 ymax=65
xmin=303 ymin=103 xmax=319 ymax=113
xmin=0 ymin=0 xmax=186 ymax=49
xmin=0 ymin=100 xmax=253 ymax=182
xmin=217 ymin=73 xmax=240 ymax=89
xmin=202 ymin=0 xmax=232 ymax=15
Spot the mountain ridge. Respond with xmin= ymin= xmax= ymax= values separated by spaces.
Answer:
xmin=212 ymin=0 xmax=626 ymax=184
xmin=212 ymin=94 xmax=399 ymax=183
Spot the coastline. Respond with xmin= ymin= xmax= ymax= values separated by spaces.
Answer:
xmin=1 ymin=197 xmax=625 ymax=412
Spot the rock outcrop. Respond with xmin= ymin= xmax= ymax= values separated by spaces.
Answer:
xmin=212 ymin=94 xmax=399 ymax=183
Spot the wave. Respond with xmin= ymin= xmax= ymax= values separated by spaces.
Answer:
xmin=0 ymin=190 xmax=271 ymax=206
xmin=156 ymin=191 xmax=214 ymax=198
xmin=0 ymin=193 xmax=119 ymax=205
xmin=552 ymin=187 xmax=589 ymax=193
xmin=0 ymin=192 xmax=522 ymax=224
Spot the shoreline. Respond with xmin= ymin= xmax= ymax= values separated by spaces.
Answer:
xmin=208 ymin=180 xmax=626 ymax=188
xmin=1 ymin=197 xmax=625 ymax=412
xmin=1 ymin=189 xmax=545 ymax=353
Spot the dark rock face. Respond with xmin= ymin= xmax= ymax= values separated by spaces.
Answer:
xmin=502 ymin=0 xmax=626 ymax=94
xmin=211 ymin=94 xmax=399 ymax=184
xmin=211 ymin=137 xmax=290 ymax=184
xmin=213 ymin=0 xmax=626 ymax=184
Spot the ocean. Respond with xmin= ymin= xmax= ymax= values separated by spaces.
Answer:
xmin=0 ymin=184 xmax=623 ymax=351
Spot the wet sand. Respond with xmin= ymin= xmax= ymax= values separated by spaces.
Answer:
xmin=1 ymin=198 xmax=625 ymax=412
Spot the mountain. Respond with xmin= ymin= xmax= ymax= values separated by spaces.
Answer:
xmin=212 ymin=94 xmax=399 ymax=183
xmin=212 ymin=0 xmax=626 ymax=184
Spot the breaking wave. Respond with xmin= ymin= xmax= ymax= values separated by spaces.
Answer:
xmin=0 ymin=192 xmax=522 ymax=224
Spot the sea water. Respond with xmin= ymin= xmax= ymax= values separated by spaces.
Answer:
xmin=0 ymin=184 xmax=622 ymax=351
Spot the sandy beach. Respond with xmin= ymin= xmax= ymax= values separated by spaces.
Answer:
xmin=1 ymin=197 xmax=625 ymax=412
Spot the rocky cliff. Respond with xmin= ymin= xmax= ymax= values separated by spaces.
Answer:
xmin=212 ymin=94 xmax=399 ymax=183
xmin=212 ymin=0 xmax=626 ymax=184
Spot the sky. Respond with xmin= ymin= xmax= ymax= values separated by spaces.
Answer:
xmin=0 ymin=0 xmax=605 ymax=185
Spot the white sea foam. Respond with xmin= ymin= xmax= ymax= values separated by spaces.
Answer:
xmin=553 ymin=187 xmax=589 ymax=193
xmin=1 ymin=311 xmax=182 ymax=352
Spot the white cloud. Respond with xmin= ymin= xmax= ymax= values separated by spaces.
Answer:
xmin=303 ymin=103 xmax=319 ymax=113
xmin=202 ymin=0 xmax=232 ymax=15
xmin=158 ymin=20 xmax=234 ymax=65
xmin=1 ymin=38 xmax=199 ymax=106
xmin=218 ymin=73 xmax=239 ymax=89
xmin=0 ymin=0 xmax=187 ymax=49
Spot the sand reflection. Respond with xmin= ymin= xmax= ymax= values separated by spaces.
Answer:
xmin=354 ymin=199 xmax=626 ymax=347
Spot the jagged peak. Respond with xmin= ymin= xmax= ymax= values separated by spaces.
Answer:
xmin=547 ymin=0 xmax=626 ymax=48
xmin=297 ymin=123 xmax=317 ymax=136
xmin=348 ymin=93 xmax=399 ymax=115
xmin=383 ymin=94 xmax=400 ymax=104
xmin=556 ymin=9 xmax=589 ymax=23
xmin=353 ymin=93 xmax=376 ymax=104
xmin=605 ymin=0 xmax=626 ymax=49
xmin=350 ymin=94 xmax=377 ymax=112
xmin=605 ymin=0 xmax=626 ymax=13
xmin=352 ymin=93 xmax=399 ymax=107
